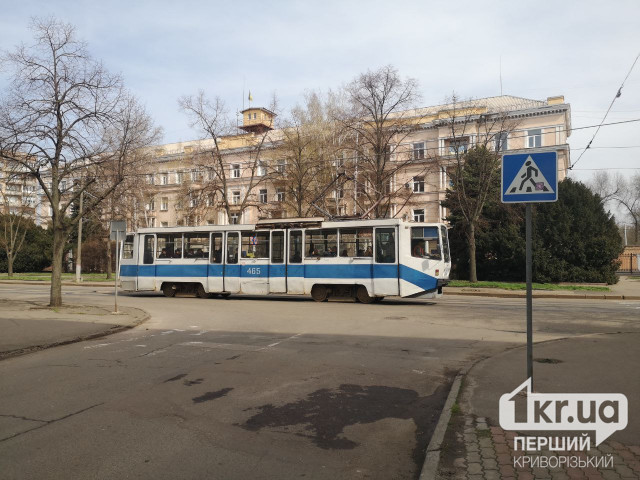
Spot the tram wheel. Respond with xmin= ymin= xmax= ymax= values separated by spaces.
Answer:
xmin=162 ymin=283 xmax=176 ymax=298
xmin=196 ymin=284 xmax=210 ymax=299
xmin=356 ymin=285 xmax=374 ymax=304
xmin=311 ymin=285 xmax=328 ymax=302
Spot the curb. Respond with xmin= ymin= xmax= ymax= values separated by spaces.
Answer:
xmin=423 ymin=330 xmax=639 ymax=479
xmin=419 ymin=373 xmax=464 ymax=480
xmin=0 ymin=307 xmax=150 ymax=361
xmin=444 ymin=289 xmax=640 ymax=301
xmin=0 ymin=280 xmax=117 ymax=287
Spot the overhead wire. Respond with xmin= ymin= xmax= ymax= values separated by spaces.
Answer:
xmin=569 ymin=52 xmax=640 ymax=170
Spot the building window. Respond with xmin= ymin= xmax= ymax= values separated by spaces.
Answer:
xmin=495 ymin=132 xmax=508 ymax=152
xmin=276 ymin=187 xmax=285 ymax=203
xmin=60 ymin=180 xmax=67 ymax=191
xmin=148 ymin=217 xmax=156 ymax=228
xmin=413 ymin=142 xmax=425 ymax=160
xmin=448 ymin=139 xmax=468 ymax=155
xmin=276 ymin=160 xmax=286 ymax=174
xmin=259 ymin=189 xmax=268 ymax=204
xmin=161 ymin=222 xmax=168 ymax=227
xmin=146 ymin=199 xmax=155 ymax=211
xmin=191 ymin=170 xmax=199 ymax=182
xmin=146 ymin=174 xmax=154 ymax=185
xmin=413 ymin=208 xmax=425 ymax=222
xmin=176 ymin=171 xmax=184 ymax=184
xmin=413 ymin=176 xmax=425 ymax=193
xmin=527 ymin=129 xmax=542 ymax=148
xmin=160 ymin=197 xmax=168 ymax=211
xmin=160 ymin=173 xmax=168 ymax=185
xmin=232 ymin=191 xmax=240 ymax=205
xmin=257 ymin=160 xmax=266 ymax=176
xmin=231 ymin=164 xmax=240 ymax=178
xmin=335 ymin=187 xmax=344 ymax=199
xmin=229 ymin=213 xmax=239 ymax=225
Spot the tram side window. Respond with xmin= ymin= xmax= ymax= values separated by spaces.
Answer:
xmin=271 ymin=231 xmax=284 ymax=264
xmin=375 ymin=229 xmax=396 ymax=263
xmin=305 ymin=229 xmax=337 ymax=257
xmin=241 ymin=231 xmax=269 ymax=258
xmin=339 ymin=228 xmax=373 ymax=257
xmin=411 ymin=227 xmax=441 ymax=260
xmin=122 ymin=235 xmax=134 ymax=259
xmin=289 ymin=230 xmax=302 ymax=263
xmin=157 ymin=234 xmax=183 ymax=259
xmin=184 ymin=233 xmax=209 ymax=258
xmin=143 ymin=235 xmax=154 ymax=264
xmin=227 ymin=233 xmax=239 ymax=264
xmin=210 ymin=233 xmax=223 ymax=264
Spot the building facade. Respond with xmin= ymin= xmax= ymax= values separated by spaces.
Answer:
xmin=0 ymin=95 xmax=571 ymax=229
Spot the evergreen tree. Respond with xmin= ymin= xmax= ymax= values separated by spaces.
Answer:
xmin=447 ymin=178 xmax=623 ymax=284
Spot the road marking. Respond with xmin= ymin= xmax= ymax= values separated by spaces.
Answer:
xmin=261 ymin=333 xmax=303 ymax=350
xmin=83 ymin=343 xmax=111 ymax=349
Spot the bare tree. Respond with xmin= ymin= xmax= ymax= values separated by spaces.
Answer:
xmin=0 ymin=174 xmax=40 ymax=276
xmin=335 ymin=65 xmax=428 ymax=218
xmin=589 ymin=171 xmax=640 ymax=244
xmin=442 ymin=94 xmax=520 ymax=282
xmin=0 ymin=18 xmax=160 ymax=306
xmin=270 ymin=91 xmax=338 ymax=218
xmin=616 ymin=172 xmax=640 ymax=244
xmin=179 ymin=91 xmax=276 ymax=224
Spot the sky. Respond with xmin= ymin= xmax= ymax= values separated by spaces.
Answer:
xmin=0 ymin=0 xmax=639 ymax=193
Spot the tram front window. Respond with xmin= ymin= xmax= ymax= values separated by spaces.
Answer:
xmin=411 ymin=227 xmax=441 ymax=260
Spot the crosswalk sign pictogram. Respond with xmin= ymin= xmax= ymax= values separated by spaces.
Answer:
xmin=502 ymin=151 xmax=558 ymax=203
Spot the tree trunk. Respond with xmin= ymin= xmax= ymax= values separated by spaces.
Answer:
xmin=49 ymin=226 xmax=66 ymax=307
xmin=7 ymin=252 xmax=14 ymax=278
xmin=467 ymin=222 xmax=477 ymax=283
xmin=106 ymin=237 xmax=112 ymax=280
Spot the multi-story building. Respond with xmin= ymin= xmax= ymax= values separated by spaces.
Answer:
xmin=0 ymin=95 xmax=571 ymax=229
xmin=137 ymin=94 xmax=571 ymax=228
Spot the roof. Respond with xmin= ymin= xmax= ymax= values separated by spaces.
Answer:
xmin=399 ymin=95 xmax=551 ymax=119
xmin=150 ymin=95 xmax=566 ymax=156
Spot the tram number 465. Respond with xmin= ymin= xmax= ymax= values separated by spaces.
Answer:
xmin=246 ymin=267 xmax=262 ymax=275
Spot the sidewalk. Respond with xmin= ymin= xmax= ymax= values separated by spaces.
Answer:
xmin=444 ymin=276 xmax=640 ymax=301
xmin=437 ymin=333 xmax=640 ymax=479
xmin=0 ymin=299 xmax=148 ymax=359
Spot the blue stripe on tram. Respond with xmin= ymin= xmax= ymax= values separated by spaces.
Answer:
xmin=120 ymin=262 xmax=437 ymax=290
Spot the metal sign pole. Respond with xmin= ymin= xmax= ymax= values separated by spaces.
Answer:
xmin=526 ymin=204 xmax=533 ymax=389
xmin=502 ymin=151 xmax=557 ymax=391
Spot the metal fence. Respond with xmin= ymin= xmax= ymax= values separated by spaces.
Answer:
xmin=618 ymin=253 xmax=640 ymax=274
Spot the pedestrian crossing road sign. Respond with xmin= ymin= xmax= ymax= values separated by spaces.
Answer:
xmin=501 ymin=151 xmax=558 ymax=203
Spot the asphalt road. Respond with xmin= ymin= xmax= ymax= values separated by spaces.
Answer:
xmin=1 ymin=285 xmax=638 ymax=480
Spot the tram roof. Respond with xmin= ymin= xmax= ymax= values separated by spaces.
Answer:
xmin=133 ymin=217 xmax=443 ymax=235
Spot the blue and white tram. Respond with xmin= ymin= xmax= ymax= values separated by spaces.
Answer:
xmin=119 ymin=217 xmax=451 ymax=302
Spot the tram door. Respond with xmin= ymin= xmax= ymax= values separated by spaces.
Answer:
xmin=287 ymin=230 xmax=304 ymax=294
xmin=224 ymin=232 xmax=240 ymax=292
xmin=207 ymin=232 xmax=224 ymax=292
xmin=137 ymin=234 xmax=156 ymax=291
xmin=239 ymin=230 xmax=270 ymax=295
xmin=269 ymin=230 xmax=286 ymax=293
